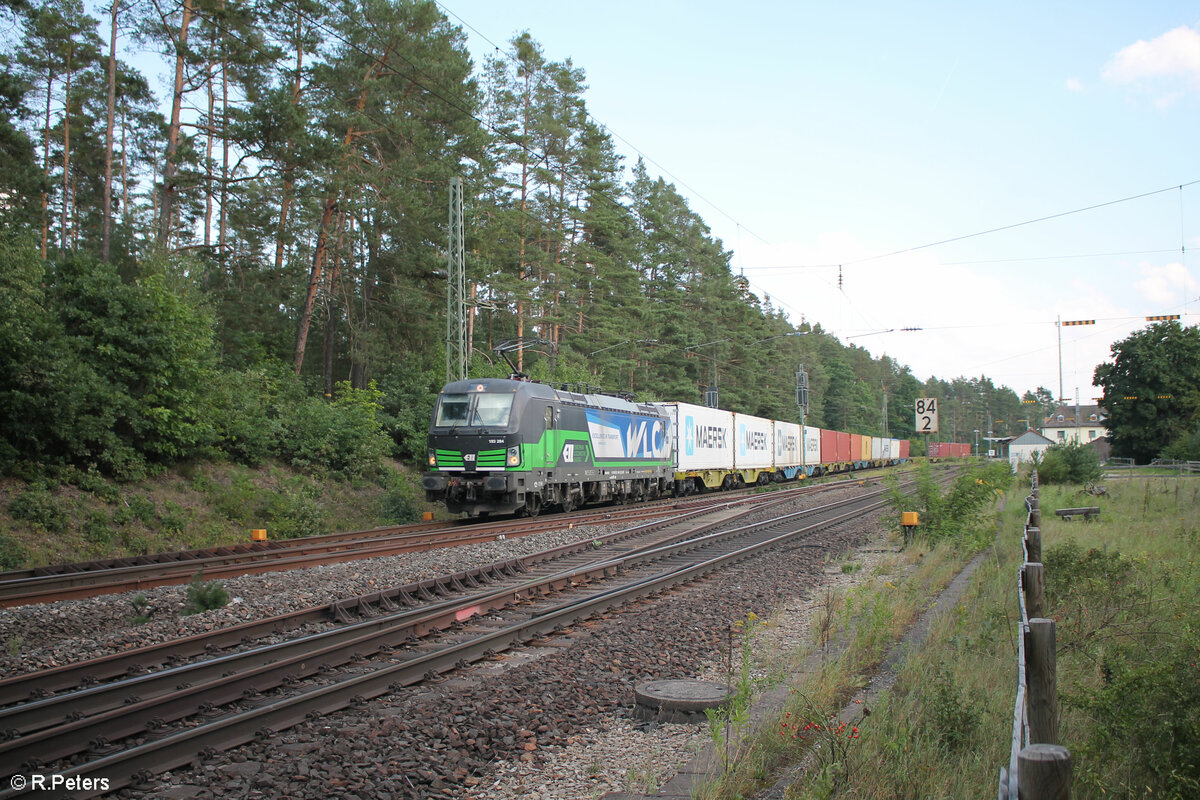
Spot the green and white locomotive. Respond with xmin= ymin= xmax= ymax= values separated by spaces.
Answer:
xmin=421 ymin=378 xmax=674 ymax=517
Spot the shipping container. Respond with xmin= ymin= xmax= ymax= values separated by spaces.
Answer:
xmin=820 ymin=429 xmax=838 ymax=466
xmin=899 ymin=439 xmax=910 ymax=460
xmin=651 ymin=402 xmax=734 ymax=471
xmin=872 ymin=436 xmax=884 ymax=462
xmin=733 ymin=413 xmax=774 ymax=471
xmin=773 ymin=421 xmax=803 ymax=470
xmin=836 ymin=431 xmax=852 ymax=464
xmin=803 ymin=426 xmax=822 ymax=470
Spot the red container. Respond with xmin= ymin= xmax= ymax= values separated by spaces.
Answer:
xmin=820 ymin=428 xmax=837 ymax=465
xmin=836 ymin=431 xmax=851 ymax=463
xmin=850 ymin=434 xmax=864 ymax=462
xmin=899 ymin=440 xmax=910 ymax=460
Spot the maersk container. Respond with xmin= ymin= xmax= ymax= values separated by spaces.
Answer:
xmin=652 ymin=402 xmax=734 ymax=471
xmin=734 ymin=413 xmax=774 ymax=470
xmin=803 ymin=426 xmax=822 ymax=468
xmin=872 ymin=436 xmax=884 ymax=461
xmin=773 ymin=421 xmax=803 ymax=469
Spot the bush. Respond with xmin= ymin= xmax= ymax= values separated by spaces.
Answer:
xmin=887 ymin=460 xmax=1010 ymax=546
xmin=1161 ymin=422 xmax=1200 ymax=461
xmin=8 ymin=486 xmax=67 ymax=533
xmin=265 ymin=476 xmax=324 ymax=539
xmin=1066 ymin=627 xmax=1200 ymax=798
xmin=278 ymin=381 xmax=390 ymax=477
xmin=183 ymin=572 xmax=229 ymax=615
xmin=204 ymin=365 xmax=301 ymax=466
xmin=1036 ymin=440 xmax=1102 ymax=484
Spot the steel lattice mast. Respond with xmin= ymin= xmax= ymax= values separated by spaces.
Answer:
xmin=446 ymin=177 xmax=468 ymax=383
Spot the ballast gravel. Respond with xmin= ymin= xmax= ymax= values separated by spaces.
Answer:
xmin=3 ymin=482 xmax=902 ymax=800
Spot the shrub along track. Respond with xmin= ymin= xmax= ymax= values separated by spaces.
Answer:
xmin=0 ymin=476 xmax=943 ymax=799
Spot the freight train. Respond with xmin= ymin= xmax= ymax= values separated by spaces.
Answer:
xmin=421 ymin=377 xmax=915 ymax=517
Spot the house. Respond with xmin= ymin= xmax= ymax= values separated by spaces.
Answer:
xmin=1041 ymin=404 xmax=1108 ymax=445
xmin=1008 ymin=429 xmax=1055 ymax=473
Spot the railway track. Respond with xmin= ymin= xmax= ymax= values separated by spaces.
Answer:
xmin=0 ymin=475 xmax=937 ymax=799
xmin=0 ymin=476 xmax=873 ymax=609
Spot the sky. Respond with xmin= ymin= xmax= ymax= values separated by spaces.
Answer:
xmin=438 ymin=1 xmax=1200 ymax=404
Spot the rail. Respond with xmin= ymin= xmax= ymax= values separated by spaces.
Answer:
xmin=998 ymin=469 xmax=1072 ymax=800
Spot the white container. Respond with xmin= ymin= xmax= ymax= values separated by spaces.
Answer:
xmin=872 ymin=436 xmax=884 ymax=461
xmin=773 ymin=421 xmax=802 ymax=469
xmin=734 ymin=413 xmax=774 ymax=470
xmin=803 ymin=426 xmax=822 ymax=467
xmin=652 ymin=402 xmax=734 ymax=471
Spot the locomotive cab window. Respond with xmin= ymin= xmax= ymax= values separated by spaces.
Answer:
xmin=544 ymin=406 xmax=554 ymax=429
xmin=434 ymin=392 xmax=514 ymax=428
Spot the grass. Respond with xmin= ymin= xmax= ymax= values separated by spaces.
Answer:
xmin=0 ymin=459 xmax=439 ymax=569
xmin=693 ymin=472 xmax=1200 ymax=800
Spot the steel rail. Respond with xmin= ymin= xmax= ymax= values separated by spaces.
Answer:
xmin=0 ymin=482 xmax=841 ymax=609
xmin=0 ymin=480 xmax=904 ymax=800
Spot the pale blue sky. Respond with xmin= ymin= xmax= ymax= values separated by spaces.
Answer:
xmin=443 ymin=1 xmax=1200 ymax=402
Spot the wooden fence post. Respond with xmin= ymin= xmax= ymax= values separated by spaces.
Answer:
xmin=1023 ymin=562 xmax=1045 ymax=619
xmin=1018 ymin=743 xmax=1071 ymax=799
xmin=1025 ymin=527 xmax=1042 ymax=564
xmin=1025 ymin=618 xmax=1058 ymax=744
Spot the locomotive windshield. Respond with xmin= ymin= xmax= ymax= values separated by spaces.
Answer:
xmin=434 ymin=392 xmax=514 ymax=428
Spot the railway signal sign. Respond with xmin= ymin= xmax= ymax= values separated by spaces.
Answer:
xmin=915 ymin=397 xmax=939 ymax=434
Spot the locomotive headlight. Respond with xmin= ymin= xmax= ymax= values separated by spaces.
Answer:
xmin=506 ymin=445 xmax=521 ymax=466
xmin=428 ymin=451 xmax=437 ymax=467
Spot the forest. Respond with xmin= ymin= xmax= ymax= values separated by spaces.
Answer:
xmin=0 ymin=0 xmax=1041 ymax=481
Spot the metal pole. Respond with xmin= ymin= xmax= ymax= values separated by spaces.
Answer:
xmin=446 ymin=177 xmax=467 ymax=383
xmin=1057 ymin=315 xmax=1063 ymax=403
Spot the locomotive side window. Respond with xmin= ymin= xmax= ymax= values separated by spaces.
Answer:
xmin=435 ymin=394 xmax=471 ymax=426
xmin=544 ymin=406 xmax=554 ymax=429
xmin=434 ymin=393 xmax=514 ymax=427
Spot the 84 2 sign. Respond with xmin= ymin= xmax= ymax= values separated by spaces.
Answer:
xmin=915 ymin=398 xmax=939 ymax=434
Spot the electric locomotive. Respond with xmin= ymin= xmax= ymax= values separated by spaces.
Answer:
xmin=421 ymin=378 xmax=674 ymax=517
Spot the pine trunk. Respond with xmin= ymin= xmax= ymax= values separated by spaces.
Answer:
xmin=102 ymin=0 xmax=118 ymax=262
xmin=160 ymin=0 xmax=194 ymax=249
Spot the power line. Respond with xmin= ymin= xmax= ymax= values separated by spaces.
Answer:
xmin=845 ymin=180 xmax=1200 ymax=267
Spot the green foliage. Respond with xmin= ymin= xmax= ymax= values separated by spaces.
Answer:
xmin=203 ymin=366 xmax=299 ymax=466
xmin=920 ymin=666 xmax=982 ymax=752
xmin=183 ymin=572 xmax=229 ymax=615
xmin=1095 ymin=322 xmax=1200 ymax=463
xmin=81 ymin=510 xmax=113 ymax=545
xmin=1069 ymin=633 xmax=1200 ymax=800
xmin=1036 ymin=440 xmax=1102 ymax=485
xmin=379 ymin=467 xmax=422 ymax=524
xmin=0 ymin=532 xmax=26 ymax=570
xmin=1050 ymin=537 xmax=1200 ymax=799
xmin=129 ymin=593 xmax=154 ymax=625
xmin=264 ymin=476 xmax=324 ymax=539
xmin=1161 ymin=420 xmax=1200 ymax=461
xmin=887 ymin=461 xmax=1010 ymax=547
xmin=7 ymin=485 xmax=67 ymax=533
xmin=278 ymin=381 xmax=390 ymax=477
